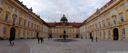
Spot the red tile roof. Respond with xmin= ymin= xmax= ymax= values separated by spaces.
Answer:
xmin=47 ymin=22 xmax=82 ymax=27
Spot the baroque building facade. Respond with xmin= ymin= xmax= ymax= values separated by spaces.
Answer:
xmin=47 ymin=15 xmax=82 ymax=38
xmin=80 ymin=0 xmax=128 ymax=40
xmin=0 ymin=0 xmax=49 ymax=39
xmin=0 ymin=0 xmax=128 ymax=40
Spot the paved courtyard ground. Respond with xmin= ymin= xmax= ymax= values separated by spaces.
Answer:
xmin=0 ymin=38 xmax=128 ymax=53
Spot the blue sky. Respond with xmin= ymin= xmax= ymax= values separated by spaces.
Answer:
xmin=19 ymin=0 xmax=110 ymax=22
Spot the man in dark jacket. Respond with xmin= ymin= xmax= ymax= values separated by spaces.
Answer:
xmin=91 ymin=37 xmax=93 ymax=42
xmin=40 ymin=37 xmax=44 ymax=43
xmin=9 ymin=35 xmax=15 ymax=46
xmin=38 ymin=37 xmax=40 ymax=43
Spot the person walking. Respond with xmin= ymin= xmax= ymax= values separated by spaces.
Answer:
xmin=38 ymin=37 xmax=40 ymax=43
xmin=40 ymin=37 xmax=44 ymax=43
xmin=9 ymin=35 xmax=15 ymax=46
xmin=91 ymin=37 xmax=93 ymax=42
xmin=96 ymin=37 xmax=97 ymax=42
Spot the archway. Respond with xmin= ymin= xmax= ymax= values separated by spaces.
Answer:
xmin=76 ymin=34 xmax=79 ymax=38
xmin=10 ymin=27 xmax=16 ymax=38
xmin=113 ymin=28 xmax=119 ymax=40
xmin=37 ymin=32 xmax=38 ymax=38
xmin=90 ymin=33 xmax=92 ymax=39
xmin=49 ymin=34 xmax=52 ymax=38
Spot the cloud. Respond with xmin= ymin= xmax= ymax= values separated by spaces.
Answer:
xmin=19 ymin=0 xmax=110 ymax=22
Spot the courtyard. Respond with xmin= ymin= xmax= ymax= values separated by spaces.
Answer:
xmin=0 ymin=38 xmax=128 ymax=53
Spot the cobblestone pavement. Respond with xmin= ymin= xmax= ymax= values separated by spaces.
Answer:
xmin=0 ymin=38 xmax=128 ymax=53
xmin=0 ymin=39 xmax=30 ymax=53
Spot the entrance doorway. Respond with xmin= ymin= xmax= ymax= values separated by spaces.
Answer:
xmin=10 ymin=27 xmax=16 ymax=38
xmin=37 ymin=32 xmax=38 ymax=38
xmin=90 ymin=33 xmax=92 ymax=39
xmin=76 ymin=34 xmax=79 ymax=38
xmin=113 ymin=28 xmax=119 ymax=40
xmin=49 ymin=34 xmax=52 ymax=38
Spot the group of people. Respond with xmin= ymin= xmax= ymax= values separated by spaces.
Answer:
xmin=91 ymin=37 xmax=98 ymax=42
xmin=9 ymin=36 xmax=99 ymax=46
xmin=37 ymin=37 xmax=44 ymax=43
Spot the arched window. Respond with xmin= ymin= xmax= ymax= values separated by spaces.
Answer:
xmin=5 ymin=14 xmax=9 ymax=21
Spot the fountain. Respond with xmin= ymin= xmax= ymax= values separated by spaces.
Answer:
xmin=53 ymin=15 xmax=77 ymax=42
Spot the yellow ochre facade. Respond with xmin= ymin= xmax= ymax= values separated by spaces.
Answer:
xmin=0 ymin=0 xmax=128 ymax=40
xmin=0 ymin=0 xmax=49 ymax=39
xmin=80 ymin=0 xmax=128 ymax=40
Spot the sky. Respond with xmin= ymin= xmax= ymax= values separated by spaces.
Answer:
xmin=19 ymin=0 xmax=110 ymax=22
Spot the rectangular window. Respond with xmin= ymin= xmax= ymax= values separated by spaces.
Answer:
xmin=125 ymin=2 xmax=128 ymax=6
xmin=34 ymin=25 xmax=36 ymax=29
xmin=104 ymin=31 xmax=105 ymax=36
xmin=3 ymin=28 xmax=7 ymax=34
xmin=118 ymin=6 xmax=121 ymax=10
xmin=99 ymin=23 xmax=101 ymax=28
xmin=120 ymin=15 xmax=124 ymax=22
xmin=103 ymin=22 xmax=105 ymax=27
xmin=31 ymin=32 xmax=32 ymax=36
xmin=5 ymin=14 xmax=9 ymax=21
xmin=107 ymin=20 xmax=110 ymax=26
xmin=27 ymin=31 xmax=29 ymax=37
xmin=108 ymin=31 xmax=111 ymax=37
xmin=13 ymin=17 xmax=16 ymax=25
xmin=122 ymin=29 xmax=125 ymax=36
xmin=96 ymin=24 xmax=97 ymax=29
xmin=27 ymin=22 xmax=30 ymax=28
xmin=106 ymin=13 xmax=108 ymax=17
xmin=102 ymin=16 xmax=104 ymax=19
xmin=18 ymin=30 xmax=20 ymax=36
xmin=100 ymin=32 xmax=102 ymax=37
xmin=31 ymin=24 xmax=33 ymax=28
xmin=25 ymin=15 xmax=27 ymax=18
xmin=1 ymin=0 xmax=4 ymax=4
xmin=20 ymin=12 xmax=22 ymax=15
xmin=19 ymin=19 xmax=21 ymax=25
xmin=113 ymin=17 xmax=116 ymax=24
xmin=0 ymin=11 xmax=1 ymax=14
xmin=23 ymin=30 xmax=25 ymax=36
xmin=24 ymin=21 xmax=26 ymax=27
xmin=8 ymin=5 xmax=11 ymax=9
